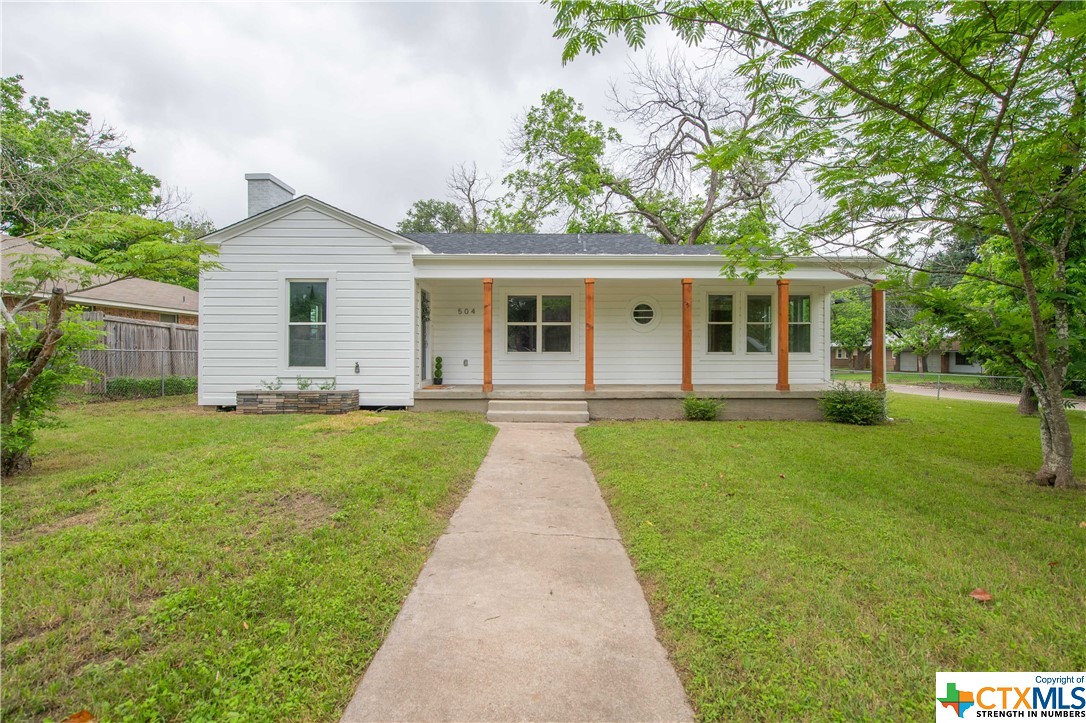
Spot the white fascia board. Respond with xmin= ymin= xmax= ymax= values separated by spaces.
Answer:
xmin=412 ymin=254 xmax=884 ymax=281
xmin=202 ymin=196 xmax=428 ymax=253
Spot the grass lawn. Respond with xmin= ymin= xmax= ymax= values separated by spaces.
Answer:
xmin=577 ymin=394 xmax=1086 ymax=720
xmin=1 ymin=396 xmax=495 ymax=722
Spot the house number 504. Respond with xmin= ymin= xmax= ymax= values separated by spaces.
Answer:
xmin=457 ymin=308 xmax=476 ymax=315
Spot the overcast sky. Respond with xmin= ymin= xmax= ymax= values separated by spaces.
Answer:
xmin=2 ymin=2 xmax=696 ymax=230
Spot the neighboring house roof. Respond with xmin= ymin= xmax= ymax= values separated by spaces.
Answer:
xmin=1 ymin=235 xmax=198 ymax=315
xmin=405 ymin=233 xmax=724 ymax=256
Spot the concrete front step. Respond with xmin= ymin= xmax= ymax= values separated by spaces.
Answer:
xmin=486 ymin=400 xmax=589 ymax=423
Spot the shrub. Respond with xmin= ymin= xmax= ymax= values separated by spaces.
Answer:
xmin=104 ymin=376 xmax=197 ymax=399
xmin=818 ymin=383 xmax=887 ymax=425
xmin=683 ymin=396 xmax=723 ymax=421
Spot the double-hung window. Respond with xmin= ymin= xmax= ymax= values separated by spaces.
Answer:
xmin=288 ymin=281 xmax=327 ymax=367
xmin=707 ymin=295 xmax=734 ymax=353
xmin=507 ymin=295 xmax=572 ymax=353
xmin=746 ymin=295 xmax=773 ymax=353
xmin=788 ymin=295 xmax=812 ymax=353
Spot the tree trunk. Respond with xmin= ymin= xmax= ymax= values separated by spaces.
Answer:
xmin=918 ymin=354 xmax=926 ymax=373
xmin=0 ymin=405 xmax=31 ymax=477
xmin=1017 ymin=383 xmax=1038 ymax=416
xmin=1033 ymin=383 xmax=1077 ymax=488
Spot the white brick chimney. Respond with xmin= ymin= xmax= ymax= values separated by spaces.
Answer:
xmin=245 ymin=173 xmax=295 ymax=217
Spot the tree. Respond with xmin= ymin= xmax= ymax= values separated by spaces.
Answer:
xmin=447 ymin=162 xmax=494 ymax=232
xmin=830 ymin=288 xmax=871 ymax=369
xmin=551 ymin=1 xmax=1085 ymax=487
xmin=495 ymin=53 xmax=795 ymax=258
xmin=1 ymin=77 xmax=216 ymax=475
xmin=397 ymin=163 xmax=498 ymax=234
xmin=396 ymin=199 xmax=473 ymax=233
xmin=887 ymin=320 xmax=951 ymax=374
xmin=1 ymin=76 xmax=208 ymax=289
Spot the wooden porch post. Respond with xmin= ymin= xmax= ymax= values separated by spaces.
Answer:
xmin=871 ymin=287 xmax=886 ymax=390
xmin=776 ymin=279 xmax=790 ymax=391
xmin=681 ymin=278 xmax=693 ymax=392
xmin=482 ymin=278 xmax=493 ymax=392
xmin=584 ymin=278 xmax=595 ymax=392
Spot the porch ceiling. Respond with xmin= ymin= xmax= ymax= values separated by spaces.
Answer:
xmin=413 ymin=255 xmax=883 ymax=286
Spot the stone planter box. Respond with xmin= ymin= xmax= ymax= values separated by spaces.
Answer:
xmin=236 ymin=389 xmax=359 ymax=415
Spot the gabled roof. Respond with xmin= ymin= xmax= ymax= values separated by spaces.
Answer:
xmin=1 ymin=236 xmax=198 ymax=314
xmin=202 ymin=195 xmax=424 ymax=251
xmin=405 ymin=232 xmax=723 ymax=256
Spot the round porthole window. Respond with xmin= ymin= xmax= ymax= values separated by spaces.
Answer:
xmin=627 ymin=297 xmax=661 ymax=332
xmin=632 ymin=303 xmax=655 ymax=325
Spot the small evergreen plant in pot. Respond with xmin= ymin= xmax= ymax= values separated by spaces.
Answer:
xmin=818 ymin=383 xmax=887 ymax=425
xmin=433 ymin=356 xmax=443 ymax=385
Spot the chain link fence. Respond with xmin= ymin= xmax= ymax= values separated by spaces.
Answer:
xmin=77 ymin=349 xmax=198 ymax=398
xmin=830 ymin=369 xmax=1084 ymax=410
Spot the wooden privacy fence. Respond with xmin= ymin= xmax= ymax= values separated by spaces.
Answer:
xmin=78 ymin=313 xmax=199 ymax=392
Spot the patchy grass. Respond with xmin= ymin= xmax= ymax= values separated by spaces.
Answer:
xmin=577 ymin=394 xmax=1086 ymax=721
xmin=1 ymin=396 xmax=496 ymax=722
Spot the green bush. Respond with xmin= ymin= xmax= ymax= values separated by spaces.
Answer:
xmin=683 ymin=396 xmax=724 ymax=421
xmin=104 ymin=376 xmax=197 ymax=399
xmin=818 ymin=383 xmax=887 ymax=425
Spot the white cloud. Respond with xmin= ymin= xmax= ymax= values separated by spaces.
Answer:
xmin=2 ymin=1 xmax=696 ymax=229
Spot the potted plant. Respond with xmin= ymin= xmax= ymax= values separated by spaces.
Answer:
xmin=433 ymin=356 xmax=443 ymax=385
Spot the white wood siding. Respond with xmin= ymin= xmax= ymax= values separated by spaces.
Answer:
xmin=420 ymin=279 xmax=831 ymax=387
xmin=425 ymin=280 xmax=483 ymax=385
xmin=199 ymin=208 xmax=415 ymax=406
xmin=595 ymin=280 xmax=682 ymax=384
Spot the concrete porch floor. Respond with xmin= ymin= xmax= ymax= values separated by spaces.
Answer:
xmin=412 ymin=384 xmax=829 ymax=420
xmin=415 ymin=383 xmax=828 ymax=400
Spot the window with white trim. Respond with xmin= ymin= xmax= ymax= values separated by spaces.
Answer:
xmin=707 ymin=295 xmax=734 ymax=353
xmin=507 ymin=295 xmax=572 ymax=353
xmin=788 ymin=295 xmax=812 ymax=353
xmin=288 ymin=281 xmax=327 ymax=367
xmin=746 ymin=295 xmax=773 ymax=353
xmin=835 ymin=348 xmax=848 ymax=360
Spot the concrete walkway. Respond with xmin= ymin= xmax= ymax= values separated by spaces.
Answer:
xmin=341 ymin=423 xmax=693 ymax=722
xmin=887 ymin=383 xmax=1018 ymax=404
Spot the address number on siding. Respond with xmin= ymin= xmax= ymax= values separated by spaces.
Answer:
xmin=457 ymin=308 xmax=477 ymax=315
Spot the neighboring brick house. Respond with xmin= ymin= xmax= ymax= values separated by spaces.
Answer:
xmin=830 ymin=344 xmax=896 ymax=371
xmin=1 ymin=235 xmax=198 ymax=325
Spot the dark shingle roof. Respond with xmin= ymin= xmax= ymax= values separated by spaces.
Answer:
xmin=404 ymin=233 xmax=723 ymax=256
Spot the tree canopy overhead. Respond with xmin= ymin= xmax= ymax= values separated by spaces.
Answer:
xmin=1 ymin=76 xmax=217 ymax=475
xmin=551 ymin=1 xmax=1085 ymax=487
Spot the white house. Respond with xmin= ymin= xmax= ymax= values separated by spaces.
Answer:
xmin=199 ymin=174 xmax=886 ymax=419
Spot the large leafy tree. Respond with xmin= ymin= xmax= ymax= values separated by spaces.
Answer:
xmin=830 ymin=288 xmax=872 ymax=369
xmin=1 ymin=77 xmax=216 ymax=475
xmin=552 ymin=1 xmax=1085 ymax=487
xmin=494 ymin=54 xmax=795 ymax=257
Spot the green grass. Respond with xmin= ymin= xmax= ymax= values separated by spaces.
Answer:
xmin=577 ymin=395 xmax=1086 ymax=721
xmin=1 ymin=396 xmax=496 ymax=722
